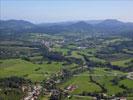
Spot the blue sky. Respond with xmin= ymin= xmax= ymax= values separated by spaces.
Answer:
xmin=1 ymin=0 xmax=133 ymax=23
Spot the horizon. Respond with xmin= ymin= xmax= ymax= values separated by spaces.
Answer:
xmin=1 ymin=18 xmax=133 ymax=24
xmin=1 ymin=0 xmax=133 ymax=23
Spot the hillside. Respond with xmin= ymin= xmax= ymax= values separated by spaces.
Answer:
xmin=0 ymin=19 xmax=133 ymax=37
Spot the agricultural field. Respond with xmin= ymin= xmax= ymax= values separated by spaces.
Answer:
xmin=91 ymin=68 xmax=127 ymax=96
xmin=111 ymin=58 xmax=133 ymax=68
xmin=0 ymin=59 xmax=64 ymax=82
xmin=0 ymin=34 xmax=133 ymax=100
xmin=65 ymin=96 xmax=93 ymax=100
xmin=1 ymin=0 xmax=133 ymax=99
xmin=59 ymin=71 xmax=102 ymax=94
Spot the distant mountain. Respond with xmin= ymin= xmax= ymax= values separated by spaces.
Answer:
xmin=0 ymin=20 xmax=36 ymax=34
xmin=36 ymin=21 xmax=93 ymax=35
xmin=38 ymin=20 xmax=103 ymax=26
xmin=98 ymin=19 xmax=124 ymax=26
xmin=65 ymin=21 xmax=93 ymax=34
xmin=86 ymin=20 xmax=103 ymax=25
xmin=0 ymin=19 xmax=133 ymax=37
xmin=0 ymin=20 xmax=35 ymax=28
xmin=94 ymin=19 xmax=133 ymax=35
xmin=38 ymin=21 xmax=76 ymax=27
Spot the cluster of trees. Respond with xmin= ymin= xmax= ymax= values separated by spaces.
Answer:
xmin=0 ymin=76 xmax=31 ymax=88
xmin=116 ymin=89 xmax=133 ymax=97
xmin=89 ymin=76 xmax=107 ymax=93
xmin=0 ymin=88 xmax=24 ymax=100
xmin=40 ymin=45 xmax=84 ymax=65
xmin=0 ymin=40 xmax=41 ymax=59
xmin=93 ymin=39 xmax=133 ymax=61
xmin=81 ymin=91 xmax=109 ymax=99
xmin=82 ymin=54 xmax=108 ymax=68
xmin=41 ymin=64 xmax=88 ymax=100
xmin=83 ymin=54 xmax=133 ymax=72
xmin=0 ymin=76 xmax=32 ymax=100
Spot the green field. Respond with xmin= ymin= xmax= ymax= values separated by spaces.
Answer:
xmin=52 ymin=47 xmax=69 ymax=55
xmin=65 ymin=96 xmax=93 ymax=100
xmin=70 ymin=51 xmax=83 ymax=58
xmin=91 ymin=68 xmax=131 ymax=96
xmin=111 ymin=58 xmax=133 ymax=67
xmin=0 ymin=34 xmax=133 ymax=99
xmin=0 ymin=59 xmax=63 ymax=82
xmin=119 ymin=79 xmax=133 ymax=89
xmin=59 ymin=71 xmax=101 ymax=94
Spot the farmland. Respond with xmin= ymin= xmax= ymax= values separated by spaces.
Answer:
xmin=0 ymin=33 xmax=133 ymax=100
xmin=0 ymin=59 xmax=64 ymax=82
xmin=111 ymin=58 xmax=133 ymax=68
xmin=59 ymin=71 xmax=102 ymax=94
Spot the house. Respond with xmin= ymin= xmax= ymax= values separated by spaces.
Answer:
xmin=66 ymin=85 xmax=78 ymax=91
xmin=119 ymin=97 xmax=127 ymax=100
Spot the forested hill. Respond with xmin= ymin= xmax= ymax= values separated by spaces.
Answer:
xmin=0 ymin=19 xmax=133 ymax=37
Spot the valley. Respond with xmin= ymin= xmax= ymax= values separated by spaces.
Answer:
xmin=0 ymin=30 xmax=133 ymax=99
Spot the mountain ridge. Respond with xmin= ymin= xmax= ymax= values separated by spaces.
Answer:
xmin=0 ymin=19 xmax=133 ymax=36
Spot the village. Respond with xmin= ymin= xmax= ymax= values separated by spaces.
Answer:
xmin=20 ymin=66 xmax=131 ymax=100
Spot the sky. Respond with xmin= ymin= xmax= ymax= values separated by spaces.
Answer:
xmin=0 ymin=0 xmax=133 ymax=23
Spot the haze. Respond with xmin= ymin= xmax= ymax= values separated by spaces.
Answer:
xmin=1 ymin=0 xmax=133 ymax=23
